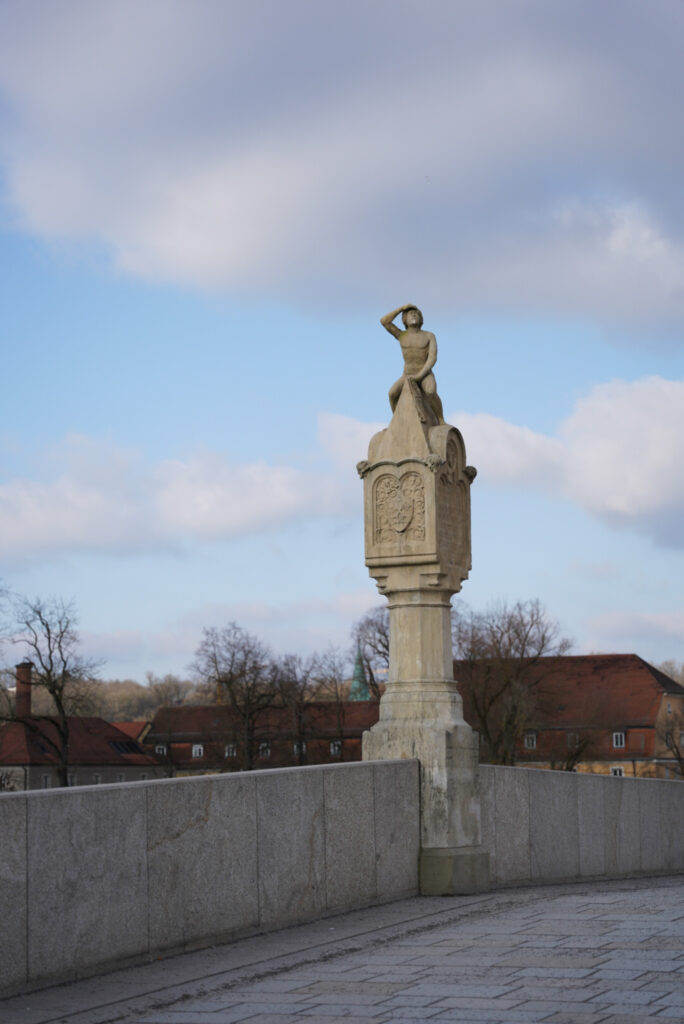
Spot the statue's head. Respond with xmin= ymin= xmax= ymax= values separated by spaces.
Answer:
xmin=402 ymin=306 xmax=423 ymax=328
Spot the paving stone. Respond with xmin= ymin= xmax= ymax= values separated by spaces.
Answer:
xmin=511 ymin=966 xmax=597 ymax=978
xmin=589 ymin=990 xmax=659 ymax=1005
xmin=3 ymin=875 xmax=684 ymax=1024
xmin=544 ymin=1015 xmax=613 ymax=1024
xmin=428 ymin=995 xmax=526 ymax=1009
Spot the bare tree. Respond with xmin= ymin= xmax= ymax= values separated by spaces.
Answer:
xmin=192 ymin=623 xmax=278 ymax=771
xmin=316 ymin=647 xmax=351 ymax=761
xmin=275 ymin=653 xmax=321 ymax=765
xmin=145 ymin=672 xmax=194 ymax=708
xmin=350 ymin=606 xmax=388 ymax=701
xmin=453 ymin=599 xmax=572 ymax=765
xmin=2 ymin=595 xmax=101 ymax=787
xmin=658 ymin=659 xmax=684 ymax=685
xmin=660 ymin=707 xmax=684 ymax=779
xmin=87 ymin=679 xmax=158 ymax=721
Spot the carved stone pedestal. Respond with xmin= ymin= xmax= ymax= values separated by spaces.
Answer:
xmin=359 ymin=360 xmax=489 ymax=896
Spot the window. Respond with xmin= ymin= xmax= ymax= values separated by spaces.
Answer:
xmin=258 ymin=742 xmax=271 ymax=759
xmin=92 ymin=773 xmax=102 ymax=785
xmin=567 ymin=732 xmax=579 ymax=749
xmin=610 ymin=766 xmax=624 ymax=777
xmin=116 ymin=773 xmax=124 ymax=783
xmin=666 ymin=732 xmax=674 ymax=748
xmin=225 ymin=743 xmax=237 ymax=758
xmin=667 ymin=702 xmax=672 ymax=715
xmin=524 ymin=732 xmax=537 ymax=750
xmin=330 ymin=740 xmax=342 ymax=757
xmin=110 ymin=740 xmax=142 ymax=754
xmin=41 ymin=774 xmax=51 ymax=789
xmin=68 ymin=774 xmax=77 ymax=787
xmin=612 ymin=731 xmax=625 ymax=749
xmin=293 ymin=741 xmax=306 ymax=756
xmin=191 ymin=744 xmax=204 ymax=758
xmin=155 ymin=744 xmax=167 ymax=756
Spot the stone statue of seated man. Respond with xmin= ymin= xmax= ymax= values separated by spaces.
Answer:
xmin=380 ymin=303 xmax=445 ymax=424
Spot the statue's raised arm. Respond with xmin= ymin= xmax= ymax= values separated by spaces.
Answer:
xmin=380 ymin=303 xmax=418 ymax=339
xmin=384 ymin=303 xmax=444 ymax=424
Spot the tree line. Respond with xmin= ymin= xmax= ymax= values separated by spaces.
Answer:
xmin=2 ymin=584 xmax=683 ymax=785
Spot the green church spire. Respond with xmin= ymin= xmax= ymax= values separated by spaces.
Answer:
xmin=349 ymin=646 xmax=370 ymax=701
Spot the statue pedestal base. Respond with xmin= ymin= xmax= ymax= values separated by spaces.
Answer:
xmin=420 ymin=846 xmax=490 ymax=895
xmin=363 ymin=705 xmax=490 ymax=897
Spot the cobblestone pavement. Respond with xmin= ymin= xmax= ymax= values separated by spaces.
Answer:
xmin=3 ymin=876 xmax=683 ymax=1024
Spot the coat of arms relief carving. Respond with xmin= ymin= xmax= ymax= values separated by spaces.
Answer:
xmin=374 ymin=472 xmax=426 ymax=543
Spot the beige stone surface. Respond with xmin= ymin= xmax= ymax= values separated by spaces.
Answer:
xmin=361 ymin=307 xmax=485 ymax=890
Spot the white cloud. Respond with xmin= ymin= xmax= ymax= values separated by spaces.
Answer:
xmin=2 ymin=374 xmax=684 ymax=565
xmin=450 ymin=413 xmax=564 ymax=488
xmin=586 ymin=609 xmax=684 ymax=656
xmin=0 ymin=431 xmax=358 ymax=564
xmin=317 ymin=413 xmax=383 ymax=471
xmin=453 ymin=376 xmax=684 ymax=547
xmin=3 ymin=3 xmax=684 ymax=330
xmin=83 ymin=588 xmax=380 ymax=678
xmin=154 ymin=452 xmax=342 ymax=539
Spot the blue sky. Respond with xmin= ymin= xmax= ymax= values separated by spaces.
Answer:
xmin=1 ymin=0 xmax=684 ymax=680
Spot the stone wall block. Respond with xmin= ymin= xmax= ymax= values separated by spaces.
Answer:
xmin=576 ymin=773 xmax=606 ymax=877
xmin=477 ymin=766 xmax=496 ymax=881
xmin=0 ymin=794 xmax=27 ymax=992
xmin=603 ymin=777 xmax=641 ymax=875
xmin=373 ymin=760 xmax=420 ymax=899
xmin=615 ymin=779 xmax=641 ymax=874
xmin=323 ymin=764 xmax=376 ymax=910
xmin=256 ymin=767 xmax=326 ymax=929
xmin=492 ymin=767 xmax=530 ymax=884
xmin=529 ymin=769 xmax=579 ymax=881
xmin=27 ymin=786 xmax=148 ymax=984
xmin=147 ymin=775 xmax=258 ymax=951
xmin=660 ymin=779 xmax=684 ymax=871
xmin=637 ymin=779 xmax=662 ymax=873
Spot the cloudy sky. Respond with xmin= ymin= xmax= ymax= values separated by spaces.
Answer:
xmin=1 ymin=0 xmax=684 ymax=681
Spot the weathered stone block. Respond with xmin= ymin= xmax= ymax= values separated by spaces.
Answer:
xmin=147 ymin=774 xmax=258 ymax=951
xmin=323 ymin=764 xmax=376 ymax=910
xmin=420 ymin=846 xmax=490 ymax=895
xmin=256 ymin=767 xmax=326 ymax=928
xmin=477 ymin=766 xmax=496 ymax=881
xmin=27 ymin=785 xmax=148 ymax=984
xmin=638 ymin=778 xmax=662 ymax=873
xmin=603 ymin=776 xmax=641 ymax=875
xmin=660 ymin=779 xmax=684 ymax=871
xmin=493 ymin=767 xmax=530 ymax=884
xmin=373 ymin=760 xmax=420 ymax=899
xmin=576 ymin=773 xmax=606 ymax=877
xmin=529 ymin=769 xmax=579 ymax=881
xmin=0 ymin=794 xmax=27 ymax=992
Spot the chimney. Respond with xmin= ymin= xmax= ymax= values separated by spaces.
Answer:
xmin=15 ymin=662 xmax=32 ymax=718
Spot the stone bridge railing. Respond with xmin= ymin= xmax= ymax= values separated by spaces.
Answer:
xmin=2 ymin=760 xmax=684 ymax=997
xmin=0 ymin=760 xmax=419 ymax=995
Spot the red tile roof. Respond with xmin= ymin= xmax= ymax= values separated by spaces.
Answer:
xmin=455 ymin=653 xmax=684 ymax=739
xmin=112 ymin=721 xmax=150 ymax=742
xmin=147 ymin=701 xmax=379 ymax=742
xmin=0 ymin=717 xmax=160 ymax=767
xmin=520 ymin=654 xmax=681 ymax=729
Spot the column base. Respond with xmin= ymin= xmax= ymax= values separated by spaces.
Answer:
xmin=420 ymin=846 xmax=490 ymax=895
